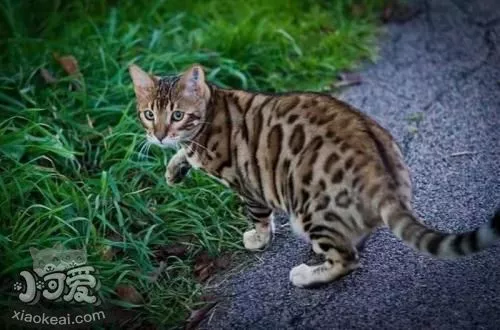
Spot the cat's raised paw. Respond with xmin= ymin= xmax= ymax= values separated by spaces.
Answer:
xmin=243 ymin=229 xmax=270 ymax=251
xmin=165 ymin=164 xmax=190 ymax=185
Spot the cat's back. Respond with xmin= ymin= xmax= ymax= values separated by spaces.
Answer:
xmin=259 ymin=91 xmax=413 ymax=208
xmin=261 ymin=92 xmax=398 ymax=157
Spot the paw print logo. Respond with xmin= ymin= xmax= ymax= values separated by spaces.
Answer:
xmin=36 ymin=280 xmax=44 ymax=290
xmin=13 ymin=282 xmax=23 ymax=292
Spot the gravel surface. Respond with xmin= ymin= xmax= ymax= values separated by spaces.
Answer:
xmin=203 ymin=1 xmax=500 ymax=329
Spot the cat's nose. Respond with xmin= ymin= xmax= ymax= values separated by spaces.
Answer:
xmin=155 ymin=131 xmax=167 ymax=142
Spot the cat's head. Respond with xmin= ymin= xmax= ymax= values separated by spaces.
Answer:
xmin=29 ymin=243 xmax=66 ymax=277
xmin=128 ymin=64 xmax=211 ymax=149
xmin=60 ymin=248 xmax=87 ymax=269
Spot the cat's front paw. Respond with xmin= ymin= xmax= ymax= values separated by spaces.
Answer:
xmin=165 ymin=163 xmax=191 ymax=185
xmin=243 ymin=229 xmax=270 ymax=251
xmin=289 ymin=263 xmax=314 ymax=288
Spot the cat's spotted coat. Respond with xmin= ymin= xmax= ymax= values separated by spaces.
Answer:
xmin=129 ymin=64 xmax=499 ymax=288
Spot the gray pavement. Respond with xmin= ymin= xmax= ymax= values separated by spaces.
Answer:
xmin=203 ymin=1 xmax=500 ymax=329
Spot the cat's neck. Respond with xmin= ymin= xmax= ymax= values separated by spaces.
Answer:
xmin=193 ymin=85 xmax=252 ymax=141
xmin=183 ymin=85 xmax=254 ymax=165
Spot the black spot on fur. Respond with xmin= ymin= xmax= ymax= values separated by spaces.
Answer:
xmin=302 ymin=171 xmax=313 ymax=185
xmin=315 ymin=196 xmax=331 ymax=211
xmin=287 ymin=114 xmax=299 ymax=124
xmin=331 ymin=169 xmax=344 ymax=184
xmin=340 ymin=142 xmax=349 ymax=153
xmin=324 ymin=153 xmax=340 ymax=173
xmin=289 ymin=125 xmax=306 ymax=155
xmin=344 ymin=157 xmax=354 ymax=170
xmin=324 ymin=211 xmax=342 ymax=222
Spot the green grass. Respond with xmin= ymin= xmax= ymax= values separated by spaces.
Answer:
xmin=0 ymin=0 xmax=385 ymax=328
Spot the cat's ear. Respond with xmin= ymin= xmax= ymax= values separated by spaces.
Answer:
xmin=53 ymin=242 xmax=63 ymax=250
xmin=29 ymin=247 xmax=39 ymax=257
xmin=178 ymin=64 xmax=207 ymax=99
xmin=129 ymin=64 xmax=157 ymax=104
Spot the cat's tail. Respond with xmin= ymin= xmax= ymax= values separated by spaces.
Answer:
xmin=379 ymin=195 xmax=500 ymax=258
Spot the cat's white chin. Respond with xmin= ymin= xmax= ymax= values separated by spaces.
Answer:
xmin=148 ymin=136 xmax=179 ymax=149
xmin=156 ymin=141 xmax=178 ymax=149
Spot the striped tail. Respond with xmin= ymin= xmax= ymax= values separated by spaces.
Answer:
xmin=380 ymin=199 xmax=500 ymax=258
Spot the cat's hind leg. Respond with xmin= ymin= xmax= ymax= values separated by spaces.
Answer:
xmin=242 ymin=199 xmax=274 ymax=251
xmin=289 ymin=213 xmax=360 ymax=288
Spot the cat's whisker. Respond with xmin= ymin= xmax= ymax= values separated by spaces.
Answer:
xmin=138 ymin=140 xmax=153 ymax=161
xmin=137 ymin=140 xmax=149 ymax=160
xmin=143 ymin=142 xmax=152 ymax=161
xmin=186 ymin=139 xmax=217 ymax=159
xmin=183 ymin=143 xmax=196 ymax=158
xmin=185 ymin=139 xmax=210 ymax=154
xmin=138 ymin=143 xmax=147 ymax=161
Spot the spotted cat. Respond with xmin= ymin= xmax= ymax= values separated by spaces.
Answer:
xmin=129 ymin=64 xmax=499 ymax=288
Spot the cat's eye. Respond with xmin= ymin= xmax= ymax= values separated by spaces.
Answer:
xmin=144 ymin=110 xmax=155 ymax=121
xmin=171 ymin=111 xmax=184 ymax=121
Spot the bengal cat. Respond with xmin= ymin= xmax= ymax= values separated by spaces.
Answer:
xmin=129 ymin=64 xmax=500 ymax=288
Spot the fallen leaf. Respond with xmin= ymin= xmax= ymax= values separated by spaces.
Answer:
xmin=193 ymin=251 xmax=216 ymax=282
xmin=185 ymin=301 xmax=217 ymax=330
xmin=381 ymin=1 xmax=422 ymax=24
xmin=54 ymin=53 xmax=80 ymax=76
xmin=39 ymin=68 xmax=57 ymax=84
xmin=194 ymin=262 xmax=215 ymax=282
xmin=101 ymin=232 xmax=122 ymax=261
xmin=153 ymin=244 xmax=189 ymax=262
xmin=115 ymin=285 xmax=144 ymax=304
xmin=332 ymin=72 xmax=362 ymax=89
xmin=214 ymin=253 xmax=231 ymax=270
xmin=101 ymin=246 xmax=115 ymax=261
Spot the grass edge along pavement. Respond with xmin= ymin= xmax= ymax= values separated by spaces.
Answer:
xmin=0 ymin=0 xmax=388 ymax=327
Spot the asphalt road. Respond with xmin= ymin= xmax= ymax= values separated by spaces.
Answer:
xmin=203 ymin=1 xmax=500 ymax=329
